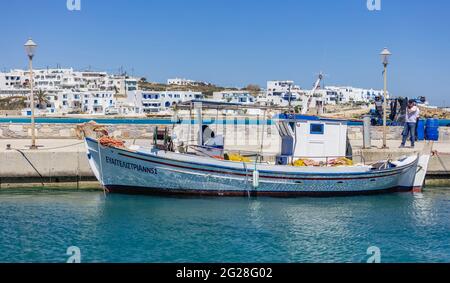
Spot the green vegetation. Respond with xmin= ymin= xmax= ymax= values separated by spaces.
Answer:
xmin=243 ymin=84 xmax=262 ymax=97
xmin=138 ymin=82 xmax=262 ymax=97
xmin=139 ymin=82 xmax=239 ymax=97
xmin=36 ymin=90 xmax=50 ymax=109
xmin=0 ymin=96 xmax=26 ymax=110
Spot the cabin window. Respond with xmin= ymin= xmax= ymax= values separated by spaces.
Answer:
xmin=310 ymin=124 xmax=324 ymax=135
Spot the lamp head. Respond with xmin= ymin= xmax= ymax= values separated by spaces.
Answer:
xmin=380 ymin=47 xmax=392 ymax=66
xmin=24 ymin=38 xmax=37 ymax=59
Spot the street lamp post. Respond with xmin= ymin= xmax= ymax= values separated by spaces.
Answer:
xmin=380 ymin=47 xmax=391 ymax=149
xmin=24 ymin=38 xmax=38 ymax=149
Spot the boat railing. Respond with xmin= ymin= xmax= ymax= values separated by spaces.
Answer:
xmin=188 ymin=145 xmax=366 ymax=166
xmin=268 ymin=154 xmax=367 ymax=167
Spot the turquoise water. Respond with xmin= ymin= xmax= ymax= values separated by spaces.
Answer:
xmin=0 ymin=189 xmax=449 ymax=263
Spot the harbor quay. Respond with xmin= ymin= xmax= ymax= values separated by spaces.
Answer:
xmin=0 ymin=122 xmax=449 ymax=189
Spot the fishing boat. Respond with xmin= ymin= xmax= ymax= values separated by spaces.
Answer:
xmin=83 ymin=102 xmax=432 ymax=197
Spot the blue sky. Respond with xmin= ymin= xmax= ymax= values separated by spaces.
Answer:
xmin=1 ymin=0 xmax=449 ymax=105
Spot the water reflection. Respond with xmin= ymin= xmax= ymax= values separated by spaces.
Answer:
xmin=412 ymin=192 xmax=438 ymax=226
xmin=1 ymin=189 xmax=449 ymax=263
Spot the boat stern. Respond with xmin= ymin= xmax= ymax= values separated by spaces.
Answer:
xmin=394 ymin=152 xmax=431 ymax=193
xmin=412 ymin=153 xmax=432 ymax=193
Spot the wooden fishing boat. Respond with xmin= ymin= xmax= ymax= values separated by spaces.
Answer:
xmin=83 ymin=106 xmax=431 ymax=197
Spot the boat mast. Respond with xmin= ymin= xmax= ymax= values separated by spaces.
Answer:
xmin=195 ymin=102 xmax=203 ymax=146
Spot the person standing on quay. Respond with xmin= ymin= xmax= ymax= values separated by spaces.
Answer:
xmin=400 ymin=100 xmax=420 ymax=148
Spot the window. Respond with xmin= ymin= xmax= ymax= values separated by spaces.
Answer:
xmin=310 ymin=124 xmax=324 ymax=135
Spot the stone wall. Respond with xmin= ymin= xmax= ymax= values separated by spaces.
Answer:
xmin=0 ymin=110 xmax=20 ymax=116
xmin=348 ymin=126 xmax=450 ymax=142
xmin=0 ymin=123 xmax=156 ymax=140
xmin=1 ymin=123 xmax=449 ymax=142
xmin=347 ymin=126 xmax=403 ymax=141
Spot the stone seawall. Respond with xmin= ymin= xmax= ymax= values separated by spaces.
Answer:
xmin=348 ymin=126 xmax=450 ymax=142
xmin=1 ymin=123 xmax=449 ymax=142
xmin=0 ymin=123 xmax=155 ymax=139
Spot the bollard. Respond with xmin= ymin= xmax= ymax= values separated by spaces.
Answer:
xmin=363 ymin=115 xmax=372 ymax=149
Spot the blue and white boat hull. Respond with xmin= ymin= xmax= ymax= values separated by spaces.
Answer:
xmin=85 ymin=138 xmax=422 ymax=197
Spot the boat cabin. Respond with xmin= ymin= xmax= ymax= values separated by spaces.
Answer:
xmin=274 ymin=114 xmax=349 ymax=164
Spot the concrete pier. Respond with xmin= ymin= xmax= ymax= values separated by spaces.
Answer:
xmin=1 ymin=137 xmax=449 ymax=189
xmin=352 ymin=140 xmax=450 ymax=187
xmin=0 ymin=139 xmax=150 ymax=189
xmin=1 ymin=118 xmax=450 ymax=189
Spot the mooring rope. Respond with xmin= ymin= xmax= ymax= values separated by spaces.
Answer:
xmin=38 ymin=142 xmax=84 ymax=151
xmin=13 ymin=149 xmax=45 ymax=186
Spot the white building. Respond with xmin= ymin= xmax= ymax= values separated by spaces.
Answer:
xmin=167 ymin=78 xmax=210 ymax=87
xmin=312 ymin=89 xmax=339 ymax=105
xmin=138 ymin=90 xmax=203 ymax=113
xmin=81 ymin=91 xmax=116 ymax=114
xmin=263 ymin=80 xmax=386 ymax=109
xmin=57 ymin=90 xmax=84 ymax=113
xmin=0 ymin=67 xmax=143 ymax=115
xmin=325 ymin=86 xmax=386 ymax=103
xmin=266 ymin=81 xmax=306 ymax=106
xmin=212 ymin=91 xmax=255 ymax=105
xmin=267 ymin=81 xmax=299 ymax=93
xmin=0 ymin=70 xmax=25 ymax=90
